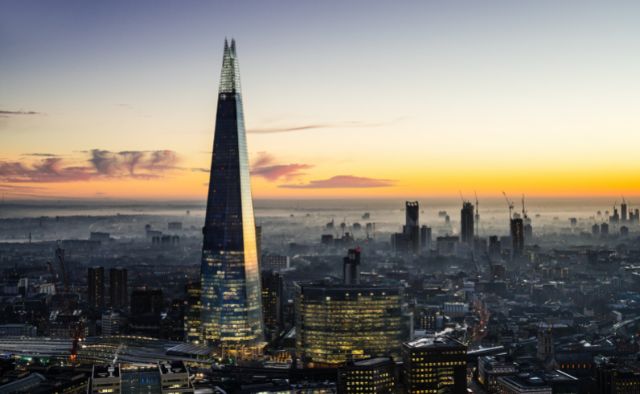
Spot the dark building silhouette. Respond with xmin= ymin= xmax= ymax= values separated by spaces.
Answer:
xmin=109 ymin=267 xmax=127 ymax=309
xmin=403 ymin=201 xmax=420 ymax=253
xmin=621 ymin=201 xmax=628 ymax=222
xmin=489 ymin=236 xmax=501 ymax=259
xmin=460 ymin=202 xmax=474 ymax=245
xmin=420 ymin=225 xmax=432 ymax=251
xmin=343 ymin=248 xmax=361 ymax=285
xmin=510 ymin=218 xmax=524 ymax=258
xmin=199 ymin=39 xmax=264 ymax=348
xmin=87 ymin=266 xmax=105 ymax=310
xmin=261 ymin=270 xmax=283 ymax=341
xmin=600 ymin=222 xmax=609 ymax=236
xmin=131 ymin=288 xmax=163 ymax=316
xmin=403 ymin=337 xmax=467 ymax=393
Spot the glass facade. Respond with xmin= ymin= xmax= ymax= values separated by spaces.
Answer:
xmin=295 ymin=282 xmax=407 ymax=367
xmin=199 ymin=39 xmax=264 ymax=349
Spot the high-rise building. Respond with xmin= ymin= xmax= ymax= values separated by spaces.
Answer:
xmin=403 ymin=201 xmax=420 ymax=253
xmin=403 ymin=336 xmax=467 ymax=394
xmin=510 ymin=218 xmax=524 ymax=258
xmin=343 ymin=248 xmax=361 ymax=285
xmin=109 ymin=267 xmax=128 ymax=310
xmin=90 ymin=364 xmax=121 ymax=394
xmin=621 ymin=200 xmax=628 ymax=222
xmin=460 ymin=202 xmax=474 ymax=245
xmin=338 ymin=357 xmax=397 ymax=393
xmin=420 ymin=225 xmax=432 ymax=251
xmin=131 ymin=288 xmax=163 ymax=316
xmin=260 ymin=270 xmax=283 ymax=341
xmin=184 ymin=282 xmax=202 ymax=344
xmin=199 ymin=39 xmax=264 ymax=350
xmin=295 ymin=281 xmax=408 ymax=367
xmin=88 ymin=266 xmax=105 ymax=310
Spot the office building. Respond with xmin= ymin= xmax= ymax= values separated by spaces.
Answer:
xmin=478 ymin=355 xmax=518 ymax=392
xmin=460 ymin=201 xmax=474 ymax=245
xmin=295 ymin=281 xmax=408 ymax=367
xmin=404 ymin=201 xmax=421 ymax=253
xmin=90 ymin=364 xmax=121 ymax=394
xmin=420 ymin=225 xmax=432 ymax=251
xmin=199 ymin=39 xmax=264 ymax=351
xmin=497 ymin=374 xmax=552 ymax=394
xmin=343 ymin=248 xmax=361 ymax=285
xmin=158 ymin=361 xmax=194 ymax=394
xmin=131 ymin=288 xmax=163 ymax=316
xmin=261 ymin=270 xmax=283 ymax=341
xmin=184 ymin=282 xmax=202 ymax=344
xmin=88 ymin=266 xmax=105 ymax=310
xmin=261 ymin=254 xmax=290 ymax=271
xmin=600 ymin=222 xmax=609 ymax=236
xmin=109 ymin=267 xmax=128 ymax=310
xmin=338 ymin=357 xmax=396 ymax=393
xmin=510 ymin=218 xmax=524 ymax=258
xmin=403 ymin=336 xmax=467 ymax=394
xmin=621 ymin=200 xmax=628 ymax=222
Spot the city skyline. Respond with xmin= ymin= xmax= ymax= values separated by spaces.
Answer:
xmin=2 ymin=1 xmax=640 ymax=200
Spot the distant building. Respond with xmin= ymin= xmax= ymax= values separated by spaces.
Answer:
xmin=478 ymin=355 xmax=517 ymax=392
xmin=90 ymin=364 xmax=121 ymax=394
xmin=621 ymin=201 xmax=628 ymax=222
xmin=460 ymin=201 xmax=474 ymax=245
xmin=158 ymin=361 xmax=194 ymax=394
xmin=109 ymin=267 xmax=128 ymax=309
xmin=343 ymin=248 xmax=361 ymax=285
xmin=402 ymin=336 xmax=467 ymax=394
xmin=592 ymin=223 xmax=600 ymax=236
xmin=404 ymin=201 xmax=421 ymax=253
xmin=620 ymin=225 xmax=629 ymax=237
xmin=88 ymin=266 xmax=105 ymax=310
xmin=183 ymin=282 xmax=202 ymax=344
xmin=0 ymin=324 xmax=37 ymax=337
xmin=600 ymin=223 xmax=609 ymax=236
xmin=261 ymin=270 xmax=283 ymax=341
xmin=168 ymin=222 xmax=182 ymax=231
xmin=420 ymin=225 xmax=432 ymax=251
xmin=295 ymin=281 xmax=408 ymax=367
xmin=261 ymin=254 xmax=290 ymax=271
xmin=101 ymin=310 xmax=123 ymax=336
xmin=338 ymin=357 xmax=396 ymax=393
xmin=131 ymin=288 xmax=163 ymax=316
xmin=436 ymin=236 xmax=459 ymax=256
xmin=489 ymin=235 xmax=502 ymax=259
xmin=510 ymin=218 xmax=524 ymax=258
xmin=596 ymin=358 xmax=640 ymax=394
xmin=497 ymin=374 xmax=552 ymax=394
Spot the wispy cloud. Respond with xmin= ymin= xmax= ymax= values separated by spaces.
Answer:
xmin=248 ymin=119 xmax=402 ymax=134
xmin=0 ymin=110 xmax=41 ymax=116
xmin=279 ymin=175 xmax=396 ymax=189
xmin=22 ymin=153 xmax=59 ymax=157
xmin=250 ymin=152 xmax=312 ymax=181
xmin=0 ymin=149 xmax=180 ymax=183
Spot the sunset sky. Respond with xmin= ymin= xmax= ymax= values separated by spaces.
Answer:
xmin=2 ymin=1 xmax=640 ymax=200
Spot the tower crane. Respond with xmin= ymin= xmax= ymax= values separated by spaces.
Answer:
xmin=502 ymin=191 xmax=514 ymax=219
xmin=474 ymin=191 xmax=480 ymax=237
xmin=522 ymin=194 xmax=529 ymax=220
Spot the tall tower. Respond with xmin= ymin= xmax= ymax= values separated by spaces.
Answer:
xmin=199 ymin=39 xmax=264 ymax=350
xmin=403 ymin=201 xmax=420 ymax=253
xmin=460 ymin=202 xmax=474 ymax=245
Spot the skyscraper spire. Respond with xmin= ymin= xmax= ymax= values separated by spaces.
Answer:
xmin=199 ymin=39 xmax=264 ymax=353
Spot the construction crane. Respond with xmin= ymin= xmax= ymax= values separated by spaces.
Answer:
xmin=474 ymin=191 xmax=480 ymax=237
xmin=459 ymin=191 xmax=466 ymax=203
xmin=502 ymin=191 xmax=514 ymax=219
xmin=521 ymin=194 xmax=529 ymax=220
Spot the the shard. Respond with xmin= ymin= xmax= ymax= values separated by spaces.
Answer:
xmin=199 ymin=39 xmax=264 ymax=350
